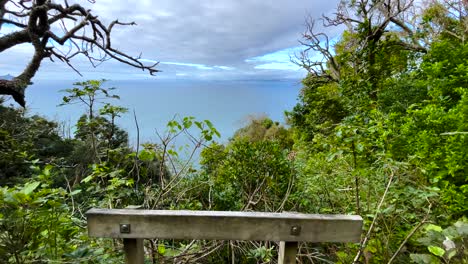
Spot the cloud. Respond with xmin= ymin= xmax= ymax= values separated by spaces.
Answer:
xmin=254 ymin=62 xmax=300 ymax=70
xmin=91 ymin=0 xmax=339 ymax=65
xmin=246 ymin=46 xmax=302 ymax=63
xmin=1 ymin=0 xmax=341 ymax=80
xmin=214 ymin=66 xmax=234 ymax=71
xmin=160 ymin=61 xmax=214 ymax=70
xmin=245 ymin=46 xmax=304 ymax=70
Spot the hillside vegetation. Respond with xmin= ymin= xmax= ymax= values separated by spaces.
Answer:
xmin=1 ymin=0 xmax=467 ymax=263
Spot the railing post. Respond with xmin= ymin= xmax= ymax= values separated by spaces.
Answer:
xmin=123 ymin=238 xmax=144 ymax=264
xmin=278 ymin=241 xmax=298 ymax=264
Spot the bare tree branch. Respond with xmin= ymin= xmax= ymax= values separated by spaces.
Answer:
xmin=292 ymin=19 xmax=341 ymax=82
xmin=295 ymin=0 xmax=427 ymax=94
xmin=0 ymin=0 xmax=160 ymax=107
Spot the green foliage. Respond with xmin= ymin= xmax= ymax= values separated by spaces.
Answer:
xmin=410 ymin=219 xmax=468 ymax=263
xmin=397 ymin=41 xmax=468 ymax=217
xmin=286 ymin=1 xmax=468 ymax=262
xmin=286 ymin=80 xmax=347 ymax=141
xmin=247 ymin=245 xmax=274 ymax=263
xmin=75 ymin=114 xmax=129 ymax=149
xmin=0 ymin=104 xmax=75 ymax=186
xmin=60 ymin=79 xmax=119 ymax=108
xmin=232 ymin=115 xmax=293 ymax=149
xmin=0 ymin=165 xmax=116 ymax=263
xmin=1 ymin=1 xmax=468 ymax=262
xmin=200 ymin=138 xmax=294 ymax=212
xmin=60 ymin=79 xmax=129 ymax=164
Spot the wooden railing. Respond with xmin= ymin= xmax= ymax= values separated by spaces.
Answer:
xmin=86 ymin=208 xmax=362 ymax=264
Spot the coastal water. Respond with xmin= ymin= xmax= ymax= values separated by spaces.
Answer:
xmin=25 ymin=79 xmax=302 ymax=148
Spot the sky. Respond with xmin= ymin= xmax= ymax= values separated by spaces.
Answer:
xmin=0 ymin=0 xmax=341 ymax=81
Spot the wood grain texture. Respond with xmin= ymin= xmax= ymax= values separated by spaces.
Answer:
xmin=278 ymin=241 xmax=298 ymax=264
xmin=123 ymin=238 xmax=144 ymax=264
xmin=86 ymin=209 xmax=362 ymax=242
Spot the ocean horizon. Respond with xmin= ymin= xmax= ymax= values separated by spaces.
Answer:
xmin=21 ymin=79 xmax=302 ymax=150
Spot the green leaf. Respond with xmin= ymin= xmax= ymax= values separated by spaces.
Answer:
xmin=43 ymin=164 xmax=53 ymax=176
xmin=138 ymin=149 xmax=155 ymax=161
xmin=158 ymin=244 xmax=166 ymax=255
xmin=204 ymin=134 xmax=212 ymax=141
xmin=21 ymin=181 xmax=40 ymax=195
xmin=167 ymin=149 xmax=179 ymax=157
xmin=326 ymin=150 xmax=342 ymax=162
xmin=446 ymin=249 xmax=457 ymax=260
xmin=427 ymin=246 xmax=445 ymax=257
xmin=356 ymin=143 xmax=364 ymax=152
xmin=183 ymin=116 xmax=194 ymax=129
xmin=410 ymin=254 xmax=441 ymax=264
xmin=204 ymin=119 xmax=214 ymax=128
xmin=81 ymin=175 xmax=94 ymax=183
xmin=425 ymin=224 xmax=443 ymax=232
xmin=69 ymin=189 xmax=82 ymax=196
xmin=454 ymin=220 xmax=468 ymax=235
xmin=126 ymin=179 xmax=134 ymax=187
xmin=336 ymin=130 xmax=343 ymax=138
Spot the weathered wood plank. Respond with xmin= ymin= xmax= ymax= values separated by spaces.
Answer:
xmin=278 ymin=241 xmax=298 ymax=264
xmin=123 ymin=238 xmax=144 ymax=264
xmin=86 ymin=209 xmax=362 ymax=242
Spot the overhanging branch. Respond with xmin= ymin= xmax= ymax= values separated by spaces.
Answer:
xmin=0 ymin=0 xmax=160 ymax=107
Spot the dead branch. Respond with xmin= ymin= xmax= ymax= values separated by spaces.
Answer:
xmin=387 ymin=202 xmax=432 ymax=264
xmin=0 ymin=0 xmax=160 ymax=107
xmin=296 ymin=0 xmax=427 ymax=83
xmin=293 ymin=19 xmax=341 ymax=82
xmin=353 ymin=168 xmax=395 ymax=264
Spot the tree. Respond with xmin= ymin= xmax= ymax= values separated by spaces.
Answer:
xmin=0 ymin=0 xmax=159 ymax=107
xmin=60 ymin=79 xmax=126 ymax=160
xmin=286 ymin=1 xmax=468 ymax=262
xmin=200 ymin=139 xmax=294 ymax=212
xmin=289 ymin=0 xmax=433 ymax=141
xmin=0 ymin=99 xmax=76 ymax=185
xmin=231 ymin=115 xmax=294 ymax=149
xmin=295 ymin=0 xmax=427 ymax=104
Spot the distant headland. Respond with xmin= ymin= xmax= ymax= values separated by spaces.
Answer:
xmin=0 ymin=74 xmax=14 ymax=80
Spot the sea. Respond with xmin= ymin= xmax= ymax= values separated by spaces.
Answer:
xmin=23 ymin=79 xmax=302 ymax=156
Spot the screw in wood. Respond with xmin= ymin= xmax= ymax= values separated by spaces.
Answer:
xmin=120 ymin=224 xmax=131 ymax=234
xmin=290 ymin=225 xmax=301 ymax=236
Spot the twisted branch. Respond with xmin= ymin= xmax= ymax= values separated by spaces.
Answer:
xmin=0 ymin=0 xmax=159 ymax=107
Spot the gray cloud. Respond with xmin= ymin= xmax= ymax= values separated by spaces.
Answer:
xmin=2 ymin=0 xmax=340 ymax=80
xmin=95 ymin=0 xmax=339 ymax=64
